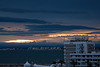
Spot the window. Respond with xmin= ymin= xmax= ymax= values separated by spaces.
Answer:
xmin=78 ymin=63 xmax=80 ymax=65
xmin=87 ymin=55 xmax=89 ymax=57
xmin=83 ymin=59 xmax=85 ymax=61
xmin=83 ymin=55 xmax=85 ymax=57
xmin=78 ymin=55 xmax=80 ymax=57
xmin=94 ymin=55 xmax=97 ymax=57
xmin=78 ymin=59 xmax=80 ymax=61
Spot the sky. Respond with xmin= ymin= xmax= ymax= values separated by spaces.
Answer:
xmin=0 ymin=0 xmax=100 ymax=44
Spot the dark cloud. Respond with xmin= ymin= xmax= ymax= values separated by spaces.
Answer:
xmin=0 ymin=25 xmax=100 ymax=36
xmin=88 ymin=31 xmax=100 ymax=34
xmin=0 ymin=28 xmax=9 ymax=32
xmin=26 ymin=25 xmax=100 ymax=31
xmin=0 ymin=17 xmax=47 ymax=24
xmin=0 ymin=8 xmax=87 ymax=14
xmin=0 ymin=28 xmax=6 ymax=32
xmin=0 ymin=31 xmax=55 ymax=36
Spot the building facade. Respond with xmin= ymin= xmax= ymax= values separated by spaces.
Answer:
xmin=64 ymin=36 xmax=100 ymax=67
xmin=70 ymin=52 xmax=100 ymax=67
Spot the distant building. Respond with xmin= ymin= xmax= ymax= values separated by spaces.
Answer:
xmin=0 ymin=64 xmax=23 ymax=67
xmin=64 ymin=35 xmax=100 ymax=67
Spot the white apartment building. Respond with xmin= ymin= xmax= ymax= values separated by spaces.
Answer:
xmin=64 ymin=36 xmax=100 ymax=67
xmin=70 ymin=52 xmax=100 ymax=67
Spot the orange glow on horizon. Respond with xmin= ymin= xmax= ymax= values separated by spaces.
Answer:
xmin=5 ymin=39 xmax=34 ymax=43
xmin=48 ymin=34 xmax=100 ymax=37
xmin=3 ymin=33 xmax=100 ymax=43
xmin=4 ymin=38 xmax=52 ymax=43
xmin=48 ymin=34 xmax=87 ymax=37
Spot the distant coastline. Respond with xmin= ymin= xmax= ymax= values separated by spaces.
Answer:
xmin=0 ymin=47 xmax=63 ymax=51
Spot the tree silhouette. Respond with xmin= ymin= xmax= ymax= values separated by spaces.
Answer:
xmin=58 ymin=60 xmax=65 ymax=67
xmin=52 ymin=61 xmax=56 ymax=64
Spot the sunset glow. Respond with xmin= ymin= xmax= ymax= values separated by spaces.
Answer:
xmin=3 ymin=33 xmax=100 ymax=43
xmin=49 ymin=34 xmax=87 ymax=37
xmin=5 ymin=40 xmax=34 ymax=43
xmin=48 ymin=34 xmax=100 ymax=37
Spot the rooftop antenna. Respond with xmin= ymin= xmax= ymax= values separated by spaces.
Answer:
xmin=94 ymin=34 xmax=97 ymax=39
xmin=90 ymin=34 xmax=97 ymax=42
xmin=64 ymin=36 xmax=66 ymax=42
xmin=36 ymin=40 xmax=38 ymax=43
xmin=82 ymin=34 xmax=89 ymax=40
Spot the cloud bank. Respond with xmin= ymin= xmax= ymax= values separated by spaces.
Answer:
xmin=0 ymin=17 xmax=47 ymax=24
xmin=0 ymin=24 xmax=100 ymax=36
xmin=0 ymin=8 xmax=87 ymax=14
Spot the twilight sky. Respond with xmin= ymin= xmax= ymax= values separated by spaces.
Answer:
xmin=0 ymin=0 xmax=100 ymax=43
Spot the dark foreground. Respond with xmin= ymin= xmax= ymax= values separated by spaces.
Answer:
xmin=0 ymin=50 xmax=63 ymax=64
